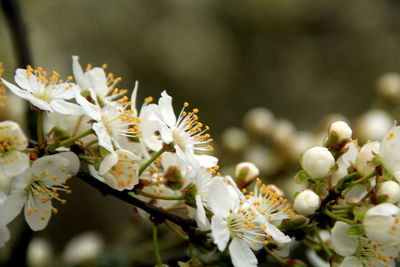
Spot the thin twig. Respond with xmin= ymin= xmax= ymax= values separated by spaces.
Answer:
xmin=77 ymin=171 xmax=198 ymax=236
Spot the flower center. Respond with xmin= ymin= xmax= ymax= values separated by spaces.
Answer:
xmin=0 ymin=136 xmax=13 ymax=157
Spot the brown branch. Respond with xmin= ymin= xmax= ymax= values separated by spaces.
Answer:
xmin=77 ymin=171 xmax=199 ymax=238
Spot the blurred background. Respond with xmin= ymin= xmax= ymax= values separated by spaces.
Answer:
xmin=2 ymin=0 xmax=400 ymax=266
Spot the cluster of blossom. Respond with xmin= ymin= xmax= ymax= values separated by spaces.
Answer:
xmin=294 ymin=120 xmax=400 ymax=266
xmin=0 ymin=57 xmax=297 ymax=267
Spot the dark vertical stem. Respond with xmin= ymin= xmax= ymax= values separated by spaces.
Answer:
xmin=1 ymin=0 xmax=33 ymax=67
xmin=1 ymin=1 xmax=34 ymax=266
xmin=1 ymin=0 xmax=37 ymax=139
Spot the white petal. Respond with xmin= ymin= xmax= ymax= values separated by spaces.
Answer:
xmin=99 ymin=152 xmax=118 ymax=174
xmin=58 ymin=152 xmax=80 ymax=175
xmin=229 ymin=238 xmax=258 ymax=267
xmin=88 ymin=165 xmax=105 ymax=183
xmin=50 ymin=100 xmax=83 ymax=115
xmin=0 ymin=225 xmax=10 ymax=247
xmin=0 ymin=151 xmax=29 ymax=176
xmin=195 ymin=194 xmax=209 ymax=229
xmin=159 ymin=91 xmax=177 ymax=128
xmin=331 ymin=222 xmax=358 ymax=257
xmin=366 ymin=203 xmax=400 ymax=217
xmin=93 ymin=122 xmax=114 ymax=152
xmin=130 ymin=81 xmax=139 ymax=112
xmin=24 ymin=195 xmax=53 ymax=231
xmin=264 ymin=222 xmax=291 ymax=243
xmin=85 ymin=68 xmax=108 ymax=97
xmin=14 ymin=69 xmax=32 ymax=91
xmin=207 ymin=178 xmax=234 ymax=217
xmin=211 ymin=215 xmax=230 ymax=251
xmin=306 ymin=249 xmax=330 ymax=267
xmin=75 ymin=93 xmax=101 ymax=121
xmin=0 ymin=191 xmax=27 ymax=225
xmin=72 ymin=56 xmax=91 ymax=89
xmin=381 ymin=125 xmax=400 ymax=174
xmin=193 ymin=154 xmax=218 ymax=168
xmin=339 ymin=256 xmax=363 ymax=267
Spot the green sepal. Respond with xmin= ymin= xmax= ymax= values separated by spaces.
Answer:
xmin=165 ymin=166 xmax=184 ymax=190
xmin=295 ymin=170 xmax=310 ymax=184
xmin=182 ymin=183 xmax=198 ymax=207
xmin=99 ymin=147 xmax=111 ymax=157
xmin=279 ymin=215 xmax=309 ymax=231
xmin=353 ymin=206 xmax=366 ymax=221
xmin=348 ymin=224 xmax=365 ymax=236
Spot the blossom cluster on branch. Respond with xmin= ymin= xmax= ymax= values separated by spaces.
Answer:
xmin=0 ymin=57 xmax=400 ymax=267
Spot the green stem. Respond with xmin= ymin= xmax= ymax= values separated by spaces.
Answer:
xmin=312 ymin=221 xmax=333 ymax=258
xmin=264 ymin=246 xmax=285 ymax=265
xmin=165 ymin=221 xmax=188 ymax=240
xmin=23 ymin=148 xmax=38 ymax=153
xmin=135 ymin=190 xmax=185 ymax=201
xmin=46 ymin=128 xmax=94 ymax=152
xmin=153 ymin=225 xmax=163 ymax=267
xmin=324 ymin=209 xmax=356 ymax=225
xmin=351 ymin=171 xmax=377 ymax=185
xmin=139 ymin=147 xmax=166 ymax=175
xmin=79 ymin=155 xmax=95 ymax=164
xmin=37 ymin=112 xmax=44 ymax=146
xmin=84 ymin=139 xmax=98 ymax=149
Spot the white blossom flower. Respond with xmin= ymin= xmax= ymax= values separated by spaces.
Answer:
xmin=207 ymin=178 xmax=260 ymax=267
xmin=0 ymin=152 xmax=79 ymax=231
xmin=245 ymin=179 xmax=294 ymax=243
xmin=301 ymin=146 xmax=335 ymax=178
xmin=331 ymin=221 xmax=399 ymax=267
xmin=207 ymin=177 xmax=291 ymax=267
xmin=363 ymin=203 xmax=400 ymax=245
xmin=149 ymin=91 xmax=217 ymax=168
xmin=191 ymin=168 xmax=215 ymax=229
xmin=293 ymin=189 xmax=320 ymax=216
xmin=75 ymin=93 xmax=140 ymax=152
xmin=1 ymin=67 xmax=82 ymax=115
xmin=0 ymin=120 xmax=29 ymax=176
xmin=89 ymin=150 xmax=141 ymax=191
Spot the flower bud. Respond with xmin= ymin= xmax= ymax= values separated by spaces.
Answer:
xmin=243 ymin=107 xmax=274 ymax=136
xmin=356 ymin=110 xmax=392 ymax=142
xmin=377 ymin=73 xmax=400 ymax=100
xmin=301 ymin=146 xmax=335 ymax=178
xmin=355 ymin=141 xmax=380 ymax=177
xmin=235 ymin=161 xmax=259 ymax=183
xmin=27 ymin=238 xmax=53 ymax=267
xmin=294 ymin=189 xmax=320 ymax=216
xmin=63 ymin=232 xmax=104 ymax=264
xmin=221 ymin=127 xmax=248 ymax=152
xmin=164 ymin=166 xmax=184 ymax=190
xmin=377 ymin=181 xmax=400 ymax=203
xmin=328 ymin=121 xmax=352 ymax=142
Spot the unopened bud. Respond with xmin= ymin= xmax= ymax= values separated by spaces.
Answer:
xmin=235 ymin=161 xmax=259 ymax=183
xmin=377 ymin=73 xmax=400 ymax=100
xmin=27 ymin=238 xmax=53 ymax=267
xmin=182 ymin=183 xmax=197 ymax=207
xmin=356 ymin=110 xmax=392 ymax=142
xmin=279 ymin=215 xmax=309 ymax=231
xmin=294 ymin=190 xmax=320 ymax=216
xmin=164 ymin=166 xmax=184 ymax=190
xmin=301 ymin=146 xmax=335 ymax=178
xmin=377 ymin=181 xmax=400 ymax=204
xmin=221 ymin=127 xmax=248 ymax=152
xmin=328 ymin=121 xmax=352 ymax=143
xmin=243 ymin=107 xmax=274 ymax=136
xmin=355 ymin=141 xmax=380 ymax=177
